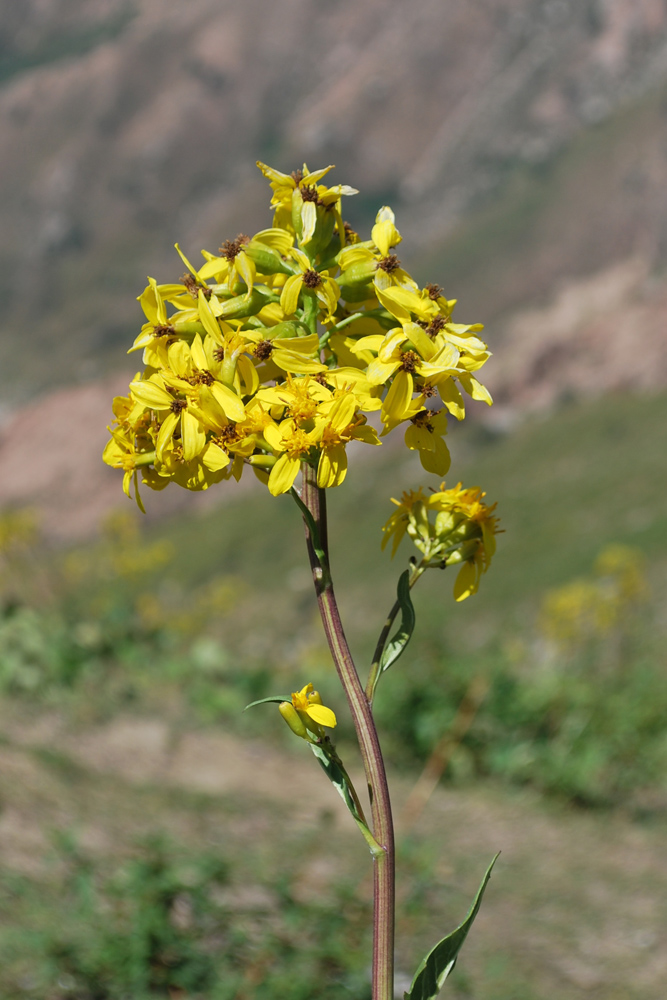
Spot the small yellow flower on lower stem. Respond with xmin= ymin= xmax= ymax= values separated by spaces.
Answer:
xmin=279 ymin=683 xmax=337 ymax=742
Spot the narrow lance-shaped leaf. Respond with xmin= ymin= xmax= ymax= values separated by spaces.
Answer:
xmin=380 ymin=569 xmax=416 ymax=673
xmin=308 ymin=742 xmax=383 ymax=858
xmin=404 ymin=854 xmax=499 ymax=1000
xmin=243 ymin=695 xmax=292 ymax=711
xmin=290 ymin=487 xmax=330 ymax=587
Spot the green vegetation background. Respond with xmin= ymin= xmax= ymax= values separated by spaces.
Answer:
xmin=1 ymin=389 xmax=665 ymax=998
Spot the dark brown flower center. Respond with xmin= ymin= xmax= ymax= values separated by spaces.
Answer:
xmin=302 ymin=269 xmax=322 ymax=289
xmin=300 ymin=184 xmax=323 ymax=205
xmin=425 ymin=315 xmax=447 ymax=338
xmin=411 ymin=409 xmax=433 ymax=430
xmin=184 ymin=370 xmax=215 ymax=386
xmin=253 ymin=340 xmax=274 ymax=361
xmin=170 ymin=399 xmax=187 ymax=414
xmin=152 ymin=324 xmax=176 ymax=338
xmin=181 ymin=274 xmax=211 ymax=299
xmin=399 ymin=350 xmax=419 ymax=373
xmin=425 ymin=283 xmax=443 ymax=300
xmin=377 ymin=254 xmax=401 ymax=273
xmin=343 ymin=221 xmax=358 ymax=245
xmin=219 ymin=234 xmax=251 ymax=260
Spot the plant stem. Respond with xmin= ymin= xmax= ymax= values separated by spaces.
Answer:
xmin=300 ymin=464 xmax=395 ymax=1000
xmin=366 ymin=560 xmax=426 ymax=705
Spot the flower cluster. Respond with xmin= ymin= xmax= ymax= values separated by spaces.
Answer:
xmin=103 ymin=161 xmax=492 ymax=508
xmin=382 ymin=483 xmax=500 ymax=601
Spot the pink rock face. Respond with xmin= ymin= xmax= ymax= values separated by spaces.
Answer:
xmin=0 ymin=373 xmax=229 ymax=542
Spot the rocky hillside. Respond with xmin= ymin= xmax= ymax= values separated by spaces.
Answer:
xmin=1 ymin=0 xmax=667 ymax=405
xmin=1 ymin=0 xmax=667 ymax=537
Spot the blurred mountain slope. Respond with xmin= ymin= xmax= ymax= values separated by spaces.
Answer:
xmin=1 ymin=0 xmax=667 ymax=404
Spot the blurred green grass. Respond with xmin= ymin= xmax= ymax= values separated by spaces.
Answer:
xmin=1 ymin=389 xmax=666 ymax=997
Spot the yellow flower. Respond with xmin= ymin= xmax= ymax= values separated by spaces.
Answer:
xmin=267 ymin=423 xmax=317 ymax=495
xmin=256 ymin=161 xmax=357 ymax=245
xmin=382 ymin=482 xmax=499 ymax=600
xmin=282 ymin=683 xmax=337 ymax=741
xmin=312 ymin=392 xmax=380 ymax=488
xmin=404 ymin=408 xmax=451 ymax=476
xmin=280 ymin=248 xmax=340 ymax=322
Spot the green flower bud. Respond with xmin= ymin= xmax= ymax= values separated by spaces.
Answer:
xmin=219 ymin=288 xmax=271 ymax=319
xmin=336 ymin=260 xmax=377 ymax=289
xmin=244 ymin=242 xmax=294 ymax=276
xmin=302 ymin=207 xmax=336 ymax=257
xmin=269 ymin=320 xmax=312 ymax=339
xmin=278 ymin=702 xmax=310 ymax=740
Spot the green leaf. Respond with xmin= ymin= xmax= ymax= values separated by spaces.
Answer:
xmin=404 ymin=854 xmax=499 ymax=1000
xmin=308 ymin=742 xmax=384 ymax=858
xmin=243 ymin=695 xmax=291 ymax=711
xmin=380 ymin=570 xmax=416 ymax=673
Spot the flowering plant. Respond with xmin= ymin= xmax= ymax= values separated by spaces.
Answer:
xmin=104 ymin=160 xmax=500 ymax=1000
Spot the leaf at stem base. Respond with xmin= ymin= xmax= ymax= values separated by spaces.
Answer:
xmin=404 ymin=853 xmax=499 ymax=999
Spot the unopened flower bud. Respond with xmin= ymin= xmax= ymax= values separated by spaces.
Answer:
xmin=279 ymin=702 xmax=310 ymax=740
xmin=218 ymin=288 xmax=270 ymax=319
xmin=244 ymin=242 xmax=294 ymax=276
xmin=336 ymin=260 xmax=377 ymax=289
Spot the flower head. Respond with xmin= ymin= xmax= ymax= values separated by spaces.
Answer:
xmin=278 ymin=683 xmax=337 ymax=742
xmin=104 ymin=161 xmax=493 ymax=509
xmin=382 ymin=482 xmax=500 ymax=601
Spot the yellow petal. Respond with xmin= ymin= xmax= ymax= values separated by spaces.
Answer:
xmin=381 ymin=370 xmax=413 ymax=423
xmin=419 ymin=435 xmax=451 ymax=476
xmin=328 ymin=393 xmax=357 ymax=431
xmin=317 ymin=445 xmax=347 ymax=488
xmin=148 ymin=277 xmax=167 ymax=325
xmin=156 ymin=411 xmax=179 ymax=461
xmin=371 ymin=217 xmax=400 ymax=257
xmin=280 ymin=274 xmax=303 ymax=317
xmin=454 ymin=560 xmax=479 ymax=602
xmin=181 ymin=409 xmax=206 ymax=461
xmin=130 ymin=378 xmax=173 ymax=410
xmin=138 ymin=282 xmax=159 ymax=324
xmin=303 ymin=165 xmax=335 ymax=185
xmin=210 ymin=382 xmax=246 ymax=422
xmin=268 ymin=454 xmax=301 ymax=495
xmin=306 ymin=703 xmax=337 ymax=728
xmin=235 ymin=251 xmax=255 ymax=296
xmin=272 ymin=350 xmax=327 ymax=374
xmin=300 ymin=201 xmax=317 ymax=244
xmin=198 ymin=290 xmax=223 ymax=343
xmin=198 ymin=256 xmax=229 ymax=281
xmin=256 ymin=161 xmax=293 ymax=185
xmin=174 ymin=243 xmax=199 ymax=278
xmin=404 ymin=322 xmax=436 ymax=360
xmin=458 ymin=372 xmax=493 ymax=405
xmin=167 ymin=339 xmax=191 ymax=377
xmin=202 ymin=441 xmax=231 ymax=471
xmin=190 ymin=333 xmax=208 ymax=371
xmin=439 ymin=378 xmax=465 ymax=420
xmin=237 ymin=354 xmax=260 ymax=396
xmin=252 ymin=228 xmax=294 ymax=255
